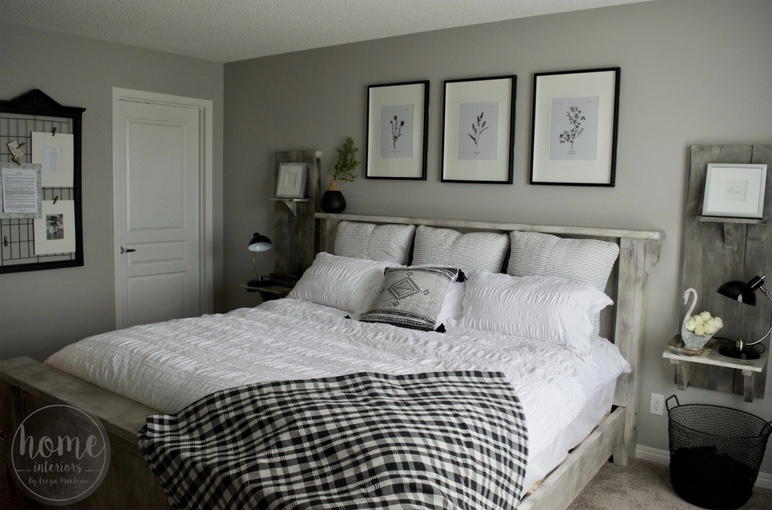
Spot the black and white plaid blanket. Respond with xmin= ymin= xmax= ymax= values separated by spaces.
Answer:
xmin=138 ymin=371 xmax=528 ymax=510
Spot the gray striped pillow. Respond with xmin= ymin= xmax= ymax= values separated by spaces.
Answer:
xmin=412 ymin=225 xmax=508 ymax=272
xmin=334 ymin=221 xmax=415 ymax=265
xmin=506 ymin=231 xmax=619 ymax=291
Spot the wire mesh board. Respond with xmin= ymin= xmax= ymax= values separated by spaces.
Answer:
xmin=0 ymin=90 xmax=85 ymax=273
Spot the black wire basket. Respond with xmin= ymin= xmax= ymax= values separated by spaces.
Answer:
xmin=667 ymin=395 xmax=772 ymax=510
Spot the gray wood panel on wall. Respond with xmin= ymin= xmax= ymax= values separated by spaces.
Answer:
xmin=272 ymin=150 xmax=321 ymax=277
xmin=680 ymin=145 xmax=772 ymax=399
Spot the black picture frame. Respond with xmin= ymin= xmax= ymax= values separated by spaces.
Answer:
xmin=530 ymin=67 xmax=620 ymax=186
xmin=365 ymin=80 xmax=429 ymax=180
xmin=441 ymin=75 xmax=516 ymax=184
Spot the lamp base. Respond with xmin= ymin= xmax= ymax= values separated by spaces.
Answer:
xmin=718 ymin=345 xmax=761 ymax=360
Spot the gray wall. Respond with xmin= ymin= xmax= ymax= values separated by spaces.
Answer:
xmin=223 ymin=0 xmax=772 ymax=472
xmin=0 ymin=22 xmax=225 ymax=362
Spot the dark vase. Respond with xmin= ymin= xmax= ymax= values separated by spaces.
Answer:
xmin=320 ymin=183 xmax=346 ymax=213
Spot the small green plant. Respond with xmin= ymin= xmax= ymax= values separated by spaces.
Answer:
xmin=333 ymin=137 xmax=361 ymax=183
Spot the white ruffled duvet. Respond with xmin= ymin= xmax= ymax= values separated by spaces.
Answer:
xmin=46 ymin=298 xmax=629 ymax=466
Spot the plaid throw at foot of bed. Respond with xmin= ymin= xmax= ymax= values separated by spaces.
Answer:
xmin=138 ymin=371 xmax=529 ymax=510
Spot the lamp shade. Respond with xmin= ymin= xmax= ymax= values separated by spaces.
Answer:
xmin=248 ymin=233 xmax=272 ymax=252
xmin=717 ymin=275 xmax=765 ymax=306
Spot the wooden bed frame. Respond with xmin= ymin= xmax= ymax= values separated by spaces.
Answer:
xmin=1 ymin=214 xmax=663 ymax=509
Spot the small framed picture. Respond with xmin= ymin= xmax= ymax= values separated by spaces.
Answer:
xmin=34 ymin=200 xmax=76 ymax=255
xmin=441 ymin=75 xmax=516 ymax=184
xmin=530 ymin=67 xmax=620 ymax=186
xmin=365 ymin=80 xmax=429 ymax=180
xmin=275 ymin=162 xmax=308 ymax=199
xmin=702 ymin=163 xmax=767 ymax=218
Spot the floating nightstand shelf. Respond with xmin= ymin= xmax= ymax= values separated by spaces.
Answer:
xmin=663 ymin=336 xmax=767 ymax=402
xmin=697 ymin=216 xmax=768 ymax=245
xmin=271 ymin=197 xmax=310 ymax=217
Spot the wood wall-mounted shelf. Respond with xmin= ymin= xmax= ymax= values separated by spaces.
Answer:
xmin=270 ymin=198 xmax=310 ymax=217
xmin=697 ymin=216 xmax=768 ymax=245
xmin=697 ymin=216 xmax=767 ymax=225
xmin=663 ymin=336 xmax=767 ymax=402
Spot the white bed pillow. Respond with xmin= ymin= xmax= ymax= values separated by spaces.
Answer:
xmin=507 ymin=231 xmax=619 ymax=337
xmin=334 ymin=221 xmax=415 ymax=265
xmin=412 ymin=225 xmax=508 ymax=272
xmin=451 ymin=271 xmax=613 ymax=355
xmin=360 ymin=266 xmax=462 ymax=331
xmin=288 ymin=252 xmax=400 ymax=314
xmin=410 ymin=263 xmax=466 ymax=327
xmin=506 ymin=231 xmax=619 ymax=291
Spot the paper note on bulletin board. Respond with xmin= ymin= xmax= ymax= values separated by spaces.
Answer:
xmin=0 ymin=164 xmax=42 ymax=218
xmin=32 ymin=131 xmax=74 ymax=187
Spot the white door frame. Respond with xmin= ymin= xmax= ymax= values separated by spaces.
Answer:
xmin=112 ymin=87 xmax=214 ymax=326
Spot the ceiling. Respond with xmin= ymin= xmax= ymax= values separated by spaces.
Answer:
xmin=0 ymin=0 xmax=653 ymax=63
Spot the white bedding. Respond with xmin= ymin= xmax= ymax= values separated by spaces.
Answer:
xmin=46 ymin=298 xmax=629 ymax=486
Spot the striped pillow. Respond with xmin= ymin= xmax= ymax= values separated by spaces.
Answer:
xmin=334 ymin=221 xmax=415 ymax=265
xmin=412 ymin=225 xmax=508 ymax=272
xmin=506 ymin=231 xmax=619 ymax=291
xmin=288 ymin=252 xmax=400 ymax=315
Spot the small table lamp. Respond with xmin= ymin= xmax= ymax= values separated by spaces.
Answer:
xmin=717 ymin=275 xmax=772 ymax=360
xmin=247 ymin=233 xmax=272 ymax=287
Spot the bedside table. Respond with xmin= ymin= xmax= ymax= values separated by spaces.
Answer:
xmin=240 ymin=283 xmax=294 ymax=301
xmin=663 ymin=335 xmax=768 ymax=402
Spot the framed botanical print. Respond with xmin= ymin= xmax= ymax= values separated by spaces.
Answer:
xmin=530 ymin=67 xmax=620 ymax=186
xmin=441 ymin=75 xmax=516 ymax=184
xmin=365 ymin=81 xmax=429 ymax=180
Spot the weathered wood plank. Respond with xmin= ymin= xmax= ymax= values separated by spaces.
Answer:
xmin=680 ymin=145 xmax=771 ymax=399
xmin=273 ymin=150 xmax=321 ymax=276
xmin=315 ymin=212 xmax=664 ymax=240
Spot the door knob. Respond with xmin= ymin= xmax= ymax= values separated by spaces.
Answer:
xmin=120 ymin=246 xmax=136 ymax=254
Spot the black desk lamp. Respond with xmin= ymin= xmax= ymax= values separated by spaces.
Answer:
xmin=717 ymin=275 xmax=772 ymax=360
xmin=247 ymin=233 xmax=272 ymax=287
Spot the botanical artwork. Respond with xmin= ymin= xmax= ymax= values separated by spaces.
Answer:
xmin=549 ymin=96 xmax=599 ymax=161
xmin=458 ymin=101 xmax=499 ymax=160
xmin=380 ymin=104 xmax=414 ymax=159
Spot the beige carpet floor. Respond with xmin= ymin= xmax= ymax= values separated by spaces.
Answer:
xmin=568 ymin=459 xmax=772 ymax=510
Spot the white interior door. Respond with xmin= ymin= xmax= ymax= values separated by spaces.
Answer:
xmin=114 ymin=90 xmax=211 ymax=328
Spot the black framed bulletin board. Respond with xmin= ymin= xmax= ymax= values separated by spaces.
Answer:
xmin=0 ymin=89 xmax=85 ymax=273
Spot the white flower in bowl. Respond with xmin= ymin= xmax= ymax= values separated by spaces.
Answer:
xmin=685 ymin=311 xmax=723 ymax=336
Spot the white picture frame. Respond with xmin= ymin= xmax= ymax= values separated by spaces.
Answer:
xmin=275 ymin=162 xmax=308 ymax=199
xmin=702 ymin=163 xmax=767 ymax=218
